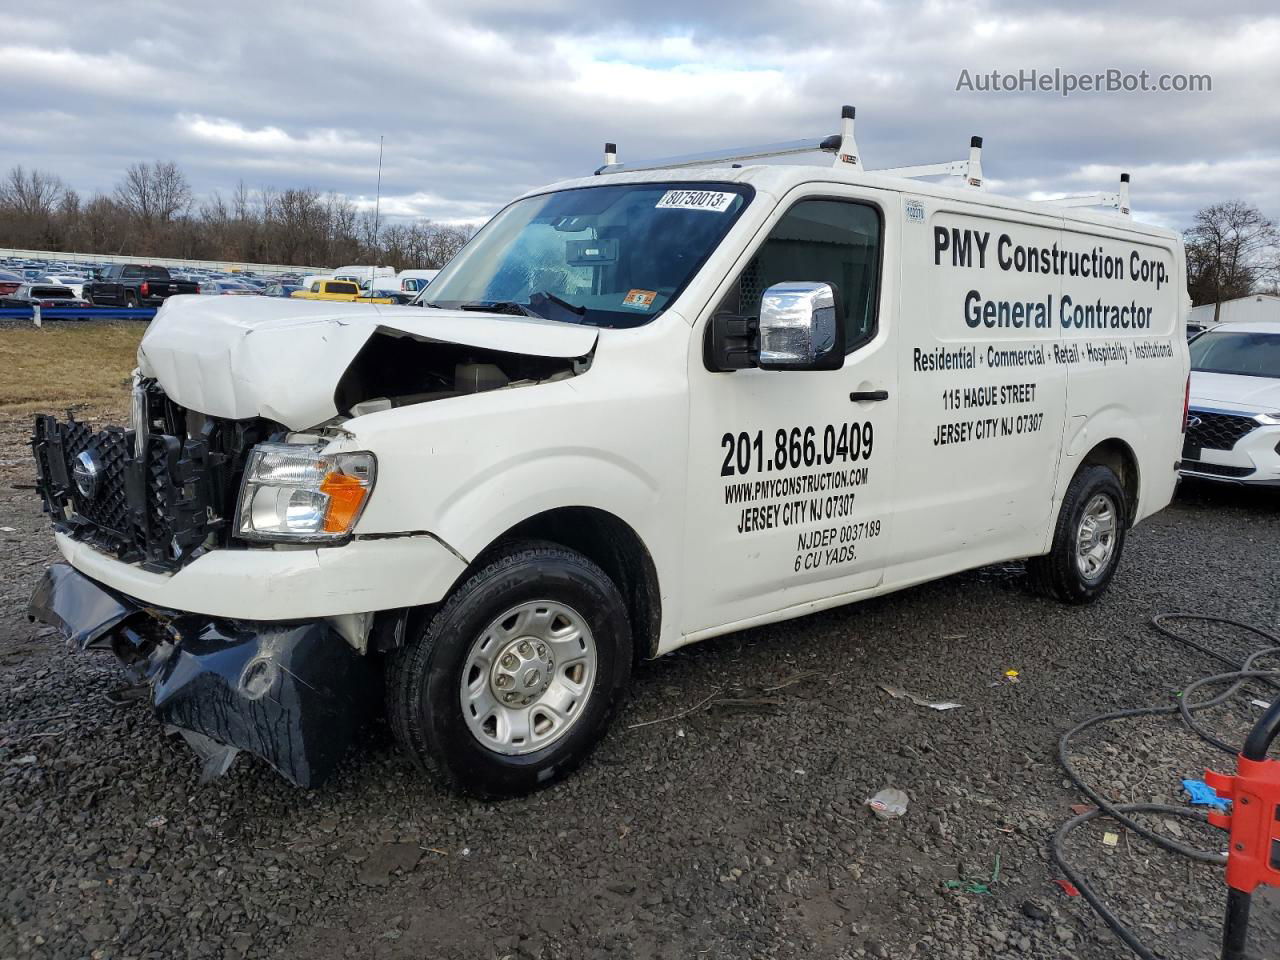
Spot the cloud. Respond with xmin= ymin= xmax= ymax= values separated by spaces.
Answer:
xmin=0 ymin=0 xmax=1275 ymax=233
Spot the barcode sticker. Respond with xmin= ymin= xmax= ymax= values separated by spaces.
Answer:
xmin=655 ymin=190 xmax=735 ymax=212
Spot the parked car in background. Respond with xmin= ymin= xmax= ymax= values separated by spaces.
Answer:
xmin=0 ymin=284 xmax=93 ymax=310
xmin=356 ymin=290 xmax=415 ymax=305
xmin=291 ymin=279 xmax=363 ymax=301
xmin=201 ymin=280 xmax=261 ymax=296
xmin=332 ymin=265 xmax=394 ymax=285
xmin=38 ymin=274 xmax=88 ymax=299
xmin=398 ymin=269 xmax=439 ymax=294
xmin=0 ymin=270 xmax=22 ymax=297
xmin=83 ymin=265 xmax=200 ymax=306
xmin=262 ymin=283 xmax=303 ymax=298
xmin=1181 ymin=321 xmax=1280 ymax=486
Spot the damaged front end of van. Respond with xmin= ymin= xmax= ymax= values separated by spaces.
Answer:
xmin=27 ymin=295 xmax=596 ymax=786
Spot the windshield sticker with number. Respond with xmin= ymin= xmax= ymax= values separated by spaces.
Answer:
xmin=655 ymin=190 xmax=735 ymax=212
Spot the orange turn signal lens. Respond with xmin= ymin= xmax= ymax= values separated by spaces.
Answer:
xmin=320 ymin=471 xmax=370 ymax=533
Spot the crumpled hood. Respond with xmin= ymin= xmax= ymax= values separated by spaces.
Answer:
xmin=1190 ymin=371 xmax=1280 ymax=415
xmin=137 ymin=295 xmax=598 ymax=429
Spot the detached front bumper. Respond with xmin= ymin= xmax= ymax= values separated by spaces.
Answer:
xmin=28 ymin=563 xmax=381 ymax=787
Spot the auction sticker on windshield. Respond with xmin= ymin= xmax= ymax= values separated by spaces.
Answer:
xmin=655 ymin=189 xmax=735 ymax=212
xmin=622 ymin=289 xmax=657 ymax=309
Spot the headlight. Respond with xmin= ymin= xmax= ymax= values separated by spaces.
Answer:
xmin=235 ymin=443 xmax=376 ymax=543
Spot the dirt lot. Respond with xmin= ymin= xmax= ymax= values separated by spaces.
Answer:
xmin=1 ymin=323 xmax=1278 ymax=959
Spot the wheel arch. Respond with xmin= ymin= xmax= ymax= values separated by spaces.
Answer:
xmin=461 ymin=506 xmax=662 ymax=663
xmin=1078 ymin=438 xmax=1140 ymax=526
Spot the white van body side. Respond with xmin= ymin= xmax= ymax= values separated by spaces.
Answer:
xmin=61 ymin=164 xmax=1188 ymax=655
xmin=29 ymin=159 xmax=1190 ymax=791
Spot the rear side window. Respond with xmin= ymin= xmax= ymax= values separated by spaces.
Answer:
xmin=730 ymin=199 xmax=882 ymax=353
xmin=123 ymin=266 xmax=142 ymax=279
xmin=329 ymin=282 xmax=358 ymax=295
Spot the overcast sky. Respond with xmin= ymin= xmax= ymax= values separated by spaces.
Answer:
xmin=1 ymin=0 xmax=1276 ymax=231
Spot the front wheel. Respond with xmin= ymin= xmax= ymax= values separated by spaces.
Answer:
xmin=387 ymin=541 xmax=633 ymax=797
xmin=1027 ymin=465 xmax=1128 ymax=604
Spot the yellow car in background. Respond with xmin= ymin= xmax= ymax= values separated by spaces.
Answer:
xmin=290 ymin=279 xmax=402 ymax=304
xmin=291 ymin=279 xmax=362 ymax=301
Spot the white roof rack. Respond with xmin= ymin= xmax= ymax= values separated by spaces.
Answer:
xmin=595 ymin=104 xmax=1131 ymax=216
xmin=1031 ymin=173 xmax=1131 ymax=217
xmin=596 ymin=104 xmax=982 ymax=189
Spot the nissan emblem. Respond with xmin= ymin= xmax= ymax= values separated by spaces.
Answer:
xmin=73 ymin=450 xmax=102 ymax=499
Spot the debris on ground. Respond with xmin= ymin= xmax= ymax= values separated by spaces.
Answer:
xmin=865 ymin=787 xmax=909 ymax=820
xmin=878 ymin=683 xmax=963 ymax=711
xmin=1053 ymin=878 xmax=1082 ymax=897
xmin=1181 ymin=777 xmax=1230 ymax=811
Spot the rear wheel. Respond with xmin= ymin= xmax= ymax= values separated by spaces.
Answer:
xmin=124 ymin=292 xmax=138 ymax=308
xmin=1027 ymin=465 xmax=1127 ymax=604
xmin=387 ymin=541 xmax=632 ymax=797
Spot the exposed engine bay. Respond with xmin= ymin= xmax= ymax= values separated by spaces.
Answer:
xmin=333 ymin=328 xmax=586 ymax=417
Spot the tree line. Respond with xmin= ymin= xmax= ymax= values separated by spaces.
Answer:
xmin=0 ymin=161 xmax=473 ymax=269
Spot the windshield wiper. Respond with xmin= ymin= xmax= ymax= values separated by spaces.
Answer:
xmin=457 ymin=300 xmax=539 ymax=318
xmin=528 ymin=291 xmax=588 ymax=324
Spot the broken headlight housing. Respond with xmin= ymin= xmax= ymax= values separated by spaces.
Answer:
xmin=235 ymin=443 xmax=376 ymax=543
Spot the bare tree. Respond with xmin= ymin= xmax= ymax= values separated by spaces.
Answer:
xmin=1184 ymin=201 xmax=1279 ymax=322
xmin=114 ymin=161 xmax=193 ymax=228
xmin=0 ymin=166 xmax=67 ymax=218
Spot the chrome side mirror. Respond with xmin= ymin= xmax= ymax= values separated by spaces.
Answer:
xmin=758 ymin=282 xmax=844 ymax=370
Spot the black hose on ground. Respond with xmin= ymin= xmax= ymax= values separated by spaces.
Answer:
xmin=1050 ymin=614 xmax=1280 ymax=959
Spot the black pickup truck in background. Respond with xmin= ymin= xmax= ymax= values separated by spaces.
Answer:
xmin=82 ymin=265 xmax=200 ymax=306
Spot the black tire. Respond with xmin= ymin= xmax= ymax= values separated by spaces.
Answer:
xmin=1027 ymin=465 xmax=1128 ymax=604
xmin=125 ymin=292 xmax=138 ymax=308
xmin=387 ymin=540 xmax=633 ymax=797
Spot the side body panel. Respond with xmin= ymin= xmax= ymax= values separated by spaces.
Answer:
xmin=886 ymin=197 xmax=1068 ymax=587
xmin=1053 ymin=220 xmax=1188 ymax=522
xmin=680 ymin=182 xmax=900 ymax=636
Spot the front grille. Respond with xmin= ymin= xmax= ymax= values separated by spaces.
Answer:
xmin=32 ymin=415 xmax=224 ymax=572
xmin=1182 ymin=460 xmax=1256 ymax=478
xmin=1186 ymin=410 xmax=1259 ymax=451
xmin=31 ymin=387 xmax=274 ymax=573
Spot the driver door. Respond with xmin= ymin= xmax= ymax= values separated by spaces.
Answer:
xmin=682 ymin=189 xmax=899 ymax=636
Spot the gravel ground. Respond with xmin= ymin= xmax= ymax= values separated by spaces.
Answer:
xmin=1 ymin=407 xmax=1278 ymax=960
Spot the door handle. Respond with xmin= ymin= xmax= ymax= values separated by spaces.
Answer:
xmin=849 ymin=390 xmax=889 ymax=402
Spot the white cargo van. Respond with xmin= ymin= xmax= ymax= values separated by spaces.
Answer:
xmin=29 ymin=107 xmax=1189 ymax=795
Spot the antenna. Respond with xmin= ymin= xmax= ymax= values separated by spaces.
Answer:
xmin=373 ymin=134 xmax=384 ymax=241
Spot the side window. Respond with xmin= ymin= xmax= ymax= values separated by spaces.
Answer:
xmin=310 ymin=282 xmax=321 ymax=292
xmin=726 ymin=199 xmax=882 ymax=354
xmin=123 ymin=266 xmax=142 ymax=279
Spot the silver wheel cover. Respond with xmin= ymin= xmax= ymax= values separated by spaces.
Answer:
xmin=460 ymin=600 xmax=598 ymax=756
xmin=1075 ymin=493 xmax=1119 ymax=581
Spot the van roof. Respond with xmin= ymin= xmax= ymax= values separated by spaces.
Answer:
xmin=525 ymin=163 xmax=1180 ymax=243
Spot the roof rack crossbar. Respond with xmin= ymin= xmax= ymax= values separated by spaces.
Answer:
xmin=873 ymin=136 xmax=984 ymax=189
xmin=1030 ymin=174 xmax=1131 ymax=217
xmin=596 ymin=137 xmax=837 ymax=176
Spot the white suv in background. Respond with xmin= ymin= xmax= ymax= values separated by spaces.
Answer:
xmin=1182 ymin=320 xmax=1280 ymax=486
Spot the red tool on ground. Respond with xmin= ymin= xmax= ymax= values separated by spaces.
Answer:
xmin=1205 ymin=699 xmax=1280 ymax=960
